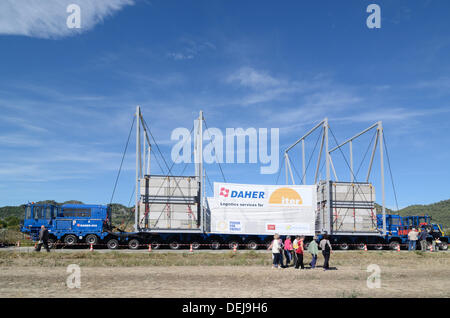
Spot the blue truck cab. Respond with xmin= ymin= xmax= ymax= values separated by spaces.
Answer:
xmin=376 ymin=213 xmax=448 ymax=250
xmin=21 ymin=203 xmax=113 ymax=247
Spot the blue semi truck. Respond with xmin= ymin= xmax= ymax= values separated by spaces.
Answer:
xmin=20 ymin=202 xmax=448 ymax=251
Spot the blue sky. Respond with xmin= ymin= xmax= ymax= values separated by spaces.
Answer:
xmin=0 ymin=0 xmax=449 ymax=210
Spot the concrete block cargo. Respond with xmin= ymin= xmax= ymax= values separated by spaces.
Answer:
xmin=19 ymin=107 xmax=449 ymax=251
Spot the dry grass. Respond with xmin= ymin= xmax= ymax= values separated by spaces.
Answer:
xmin=0 ymin=251 xmax=449 ymax=298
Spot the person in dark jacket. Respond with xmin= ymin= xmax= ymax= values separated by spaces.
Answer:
xmin=35 ymin=225 xmax=50 ymax=252
xmin=418 ymin=227 xmax=428 ymax=251
xmin=319 ymin=234 xmax=332 ymax=270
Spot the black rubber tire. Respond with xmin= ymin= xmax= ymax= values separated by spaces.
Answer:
xmin=339 ymin=242 xmax=350 ymax=251
xmin=209 ymin=240 xmax=221 ymax=250
xmin=374 ymin=243 xmax=384 ymax=251
xmin=47 ymin=238 xmax=56 ymax=249
xmin=169 ymin=241 xmax=181 ymax=250
xmin=85 ymin=234 xmax=98 ymax=246
xmin=64 ymin=234 xmax=77 ymax=246
xmin=107 ymin=239 xmax=119 ymax=250
xmin=246 ymin=240 xmax=259 ymax=250
xmin=389 ymin=241 xmax=400 ymax=251
xmin=128 ymin=239 xmax=140 ymax=250
xmin=264 ymin=239 xmax=273 ymax=249
xmin=190 ymin=242 xmax=201 ymax=250
xmin=356 ymin=243 xmax=366 ymax=251
xmin=228 ymin=241 xmax=239 ymax=250
xmin=150 ymin=241 xmax=161 ymax=250
xmin=439 ymin=241 xmax=448 ymax=251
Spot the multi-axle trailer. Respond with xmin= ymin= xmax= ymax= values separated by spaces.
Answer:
xmin=20 ymin=107 xmax=449 ymax=250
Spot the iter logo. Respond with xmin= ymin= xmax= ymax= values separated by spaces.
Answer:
xmin=219 ymin=187 xmax=230 ymax=197
xmin=269 ymin=187 xmax=303 ymax=205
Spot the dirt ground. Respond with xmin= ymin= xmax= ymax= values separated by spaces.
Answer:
xmin=0 ymin=251 xmax=449 ymax=298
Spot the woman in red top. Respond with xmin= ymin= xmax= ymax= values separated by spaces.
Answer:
xmin=294 ymin=236 xmax=305 ymax=269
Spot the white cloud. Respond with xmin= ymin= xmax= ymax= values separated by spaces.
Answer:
xmin=226 ymin=67 xmax=282 ymax=89
xmin=0 ymin=0 xmax=134 ymax=39
xmin=167 ymin=39 xmax=216 ymax=61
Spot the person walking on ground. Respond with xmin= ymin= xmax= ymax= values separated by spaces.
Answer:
xmin=408 ymin=228 xmax=418 ymax=251
xmin=294 ymin=236 xmax=305 ymax=269
xmin=35 ymin=225 xmax=50 ymax=252
xmin=307 ymin=236 xmax=319 ymax=269
xmin=319 ymin=234 xmax=332 ymax=271
xmin=292 ymin=236 xmax=299 ymax=265
xmin=283 ymin=236 xmax=293 ymax=267
xmin=419 ymin=227 xmax=428 ymax=251
xmin=278 ymin=237 xmax=285 ymax=268
xmin=268 ymin=234 xmax=283 ymax=269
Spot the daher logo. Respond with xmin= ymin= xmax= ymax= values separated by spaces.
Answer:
xmin=219 ymin=187 xmax=230 ymax=197
xmin=269 ymin=187 xmax=303 ymax=205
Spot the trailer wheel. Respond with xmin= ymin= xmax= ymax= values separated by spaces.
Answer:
xmin=228 ymin=241 xmax=240 ymax=250
xmin=107 ymin=239 xmax=119 ymax=250
xmin=190 ymin=242 xmax=201 ymax=250
xmin=338 ymin=242 xmax=350 ymax=251
xmin=128 ymin=239 xmax=140 ymax=250
xmin=85 ymin=234 xmax=98 ymax=246
xmin=374 ymin=243 xmax=384 ymax=251
xmin=439 ymin=241 xmax=448 ymax=251
xmin=150 ymin=241 xmax=161 ymax=250
xmin=246 ymin=240 xmax=259 ymax=250
xmin=389 ymin=241 xmax=400 ymax=251
xmin=356 ymin=243 xmax=366 ymax=250
xmin=64 ymin=234 xmax=77 ymax=246
xmin=169 ymin=241 xmax=181 ymax=250
xmin=209 ymin=240 xmax=221 ymax=250
xmin=47 ymin=238 xmax=56 ymax=249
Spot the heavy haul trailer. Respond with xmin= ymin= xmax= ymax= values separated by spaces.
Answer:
xmin=19 ymin=108 xmax=449 ymax=250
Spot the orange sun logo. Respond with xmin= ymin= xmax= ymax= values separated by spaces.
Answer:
xmin=269 ymin=187 xmax=303 ymax=205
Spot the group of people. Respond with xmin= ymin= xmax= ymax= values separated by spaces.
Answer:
xmin=268 ymin=234 xmax=333 ymax=271
xmin=407 ymin=227 xmax=441 ymax=251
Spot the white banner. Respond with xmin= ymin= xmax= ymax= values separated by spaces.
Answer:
xmin=207 ymin=183 xmax=316 ymax=236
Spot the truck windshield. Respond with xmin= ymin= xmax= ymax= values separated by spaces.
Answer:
xmin=25 ymin=206 xmax=31 ymax=220
xmin=46 ymin=207 xmax=52 ymax=219
xmin=32 ymin=206 xmax=52 ymax=219
xmin=33 ymin=206 xmax=42 ymax=220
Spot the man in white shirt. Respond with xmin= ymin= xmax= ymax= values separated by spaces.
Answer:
xmin=408 ymin=228 xmax=419 ymax=251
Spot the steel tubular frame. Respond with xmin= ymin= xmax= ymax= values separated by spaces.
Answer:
xmin=284 ymin=119 xmax=387 ymax=235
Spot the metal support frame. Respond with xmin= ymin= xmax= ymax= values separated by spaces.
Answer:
xmin=135 ymin=106 xmax=141 ymax=231
xmin=284 ymin=118 xmax=331 ymax=234
xmin=285 ymin=118 xmax=388 ymax=236
xmin=284 ymin=118 xmax=328 ymax=186
xmin=328 ymin=121 xmax=387 ymax=235
xmin=194 ymin=111 xmax=204 ymax=232
xmin=134 ymin=106 xmax=154 ymax=231
xmin=134 ymin=107 xmax=205 ymax=233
